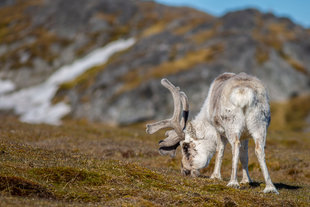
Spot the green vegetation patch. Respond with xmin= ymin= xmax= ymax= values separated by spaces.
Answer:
xmin=0 ymin=175 xmax=55 ymax=199
xmin=0 ymin=116 xmax=309 ymax=206
xmin=30 ymin=167 xmax=109 ymax=186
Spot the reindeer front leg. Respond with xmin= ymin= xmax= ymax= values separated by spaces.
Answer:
xmin=211 ymin=135 xmax=227 ymax=180
xmin=227 ymin=134 xmax=241 ymax=188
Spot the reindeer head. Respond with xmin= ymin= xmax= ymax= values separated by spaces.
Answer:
xmin=146 ymin=79 xmax=204 ymax=176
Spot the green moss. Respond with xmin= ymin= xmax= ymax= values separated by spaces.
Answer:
xmin=202 ymin=184 xmax=228 ymax=192
xmin=0 ymin=116 xmax=309 ymax=206
xmin=30 ymin=167 xmax=109 ymax=186
xmin=58 ymin=64 xmax=105 ymax=91
xmin=0 ymin=175 xmax=55 ymax=199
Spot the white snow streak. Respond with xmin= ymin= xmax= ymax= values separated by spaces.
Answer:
xmin=0 ymin=38 xmax=135 ymax=125
xmin=0 ymin=79 xmax=16 ymax=95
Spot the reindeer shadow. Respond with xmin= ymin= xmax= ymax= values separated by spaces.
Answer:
xmin=199 ymin=175 xmax=210 ymax=179
xmin=249 ymin=182 xmax=301 ymax=190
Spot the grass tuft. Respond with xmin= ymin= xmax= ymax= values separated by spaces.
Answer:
xmin=30 ymin=167 xmax=108 ymax=186
xmin=0 ymin=175 xmax=55 ymax=199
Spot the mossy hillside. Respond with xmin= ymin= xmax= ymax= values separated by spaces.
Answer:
xmin=141 ymin=21 xmax=167 ymax=38
xmin=54 ymin=2 xmax=214 ymax=97
xmin=52 ymin=7 xmax=309 ymax=108
xmin=52 ymin=46 xmax=133 ymax=106
xmin=191 ymin=28 xmax=218 ymax=44
xmin=253 ymin=17 xmax=307 ymax=73
xmin=0 ymin=0 xmax=73 ymax=71
xmin=55 ymin=39 xmax=224 ymax=103
xmin=172 ymin=16 xmax=210 ymax=36
xmin=117 ymin=43 xmax=224 ymax=95
xmin=255 ymin=45 xmax=270 ymax=65
xmin=137 ymin=1 xmax=213 ymax=39
xmin=1 ymin=28 xmax=71 ymax=70
xmin=0 ymin=0 xmax=42 ymax=44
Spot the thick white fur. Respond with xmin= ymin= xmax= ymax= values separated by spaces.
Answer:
xmin=230 ymin=87 xmax=254 ymax=108
xmin=182 ymin=120 xmax=217 ymax=170
xmin=180 ymin=72 xmax=278 ymax=194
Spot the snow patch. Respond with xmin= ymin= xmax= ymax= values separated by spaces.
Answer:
xmin=0 ymin=38 xmax=135 ymax=125
xmin=0 ymin=79 xmax=16 ymax=95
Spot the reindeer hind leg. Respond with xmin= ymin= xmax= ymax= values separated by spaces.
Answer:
xmin=249 ymin=125 xmax=278 ymax=194
xmin=226 ymin=133 xmax=241 ymax=188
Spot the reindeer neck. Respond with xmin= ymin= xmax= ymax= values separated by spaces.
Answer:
xmin=186 ymin=118 xmax=218 ymax=168
xmin=189 ymin=117 xmax=218 ymax=147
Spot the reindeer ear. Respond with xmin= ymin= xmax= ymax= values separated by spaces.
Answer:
xmin=159 ymin=142 xmax=179 ymax=158
xmin=158 ymin=130 xmax=181 ymax=157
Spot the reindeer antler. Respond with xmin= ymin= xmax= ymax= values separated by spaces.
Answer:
xmin=146 ymin=79 xmax=189 ymax=157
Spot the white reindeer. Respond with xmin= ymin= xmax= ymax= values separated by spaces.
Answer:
xmin=146 ymin=72 xmax=278 ymax=194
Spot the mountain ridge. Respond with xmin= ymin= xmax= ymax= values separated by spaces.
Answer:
xmin=0 ymin=0 xmax=310 ymax=125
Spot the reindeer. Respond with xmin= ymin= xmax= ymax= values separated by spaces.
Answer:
xmin=146 ymin=72 xmax=278 ymax=194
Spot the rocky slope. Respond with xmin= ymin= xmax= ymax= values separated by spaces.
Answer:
xmin=1 ymin=0 xmax=310 ymax=124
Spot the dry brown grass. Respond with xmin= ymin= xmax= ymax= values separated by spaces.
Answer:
xmin=141 ymin=21 xmax=167 ymax=38
xmin=0 ymin=112 xmax=309 ymax=206
xmin=191 ymin=29 xmax=217 ymax=44
xmin=270 ymin=95 xmax=310 ymax=131
xmin=255 ymin=45 xmax=269 ymax=65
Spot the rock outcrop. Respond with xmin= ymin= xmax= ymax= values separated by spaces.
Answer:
xmin=0 ymin=0 xmax=309 ymax=124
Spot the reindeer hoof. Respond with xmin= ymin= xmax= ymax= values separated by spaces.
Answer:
xmin=210 ymin=173 xmax=222 ymax=180
xmin=263 ymin=186 xmax=279 ymax=194
xmin=240 ymin=178 xmax=252 ymax=184
xmin=227 ymin=181 xmax=240 ymax=188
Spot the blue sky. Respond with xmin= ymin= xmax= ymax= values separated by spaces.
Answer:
xmin=154 ymin=0 xmax=310 ymax=28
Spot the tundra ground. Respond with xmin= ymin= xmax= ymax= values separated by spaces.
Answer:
xmin=0 ymin=114 xmax=309 ymax=206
